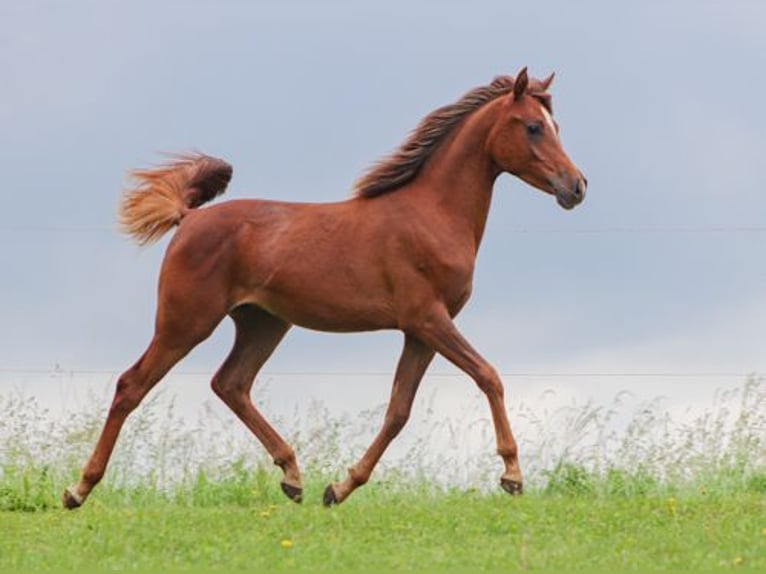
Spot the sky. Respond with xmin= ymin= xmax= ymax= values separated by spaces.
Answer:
xmin=1 ymin=1 xmax=765 ymax=438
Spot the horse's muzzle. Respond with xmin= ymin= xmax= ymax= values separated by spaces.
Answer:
xmin=555 ymin=174 xmax=587 ymax=210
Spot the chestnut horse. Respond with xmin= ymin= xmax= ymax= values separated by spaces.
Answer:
xmin=63 ymin=68 xmax=586 ymax=509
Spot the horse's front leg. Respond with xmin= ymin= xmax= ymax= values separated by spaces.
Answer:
xmin=323 ymin=335 xmax=434 ymax=506
xmin=405 ymin=304 xmax=523 ymax=495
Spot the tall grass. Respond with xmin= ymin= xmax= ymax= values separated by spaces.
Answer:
xmin=1 ymin=376 xmax=764 ymax=510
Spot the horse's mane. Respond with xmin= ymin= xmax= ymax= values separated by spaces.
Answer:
xmin=353 ymin=75 xmax=551 ymax=199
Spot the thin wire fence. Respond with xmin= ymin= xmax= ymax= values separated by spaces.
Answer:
xmin=0 ymin=367 xmax=758 ymax=378
xmin=1 ymin=224 xmax=765 ymax=234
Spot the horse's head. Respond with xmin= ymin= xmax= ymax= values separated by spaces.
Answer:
xmin=488 ymin=68 xmax=586 ymax=210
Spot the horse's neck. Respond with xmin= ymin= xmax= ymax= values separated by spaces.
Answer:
xmin=414 ymin=102 xmax=501 ymax=251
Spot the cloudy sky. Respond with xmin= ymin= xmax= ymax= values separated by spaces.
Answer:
xmin=1 ymin=1 xmax=764 ymax=430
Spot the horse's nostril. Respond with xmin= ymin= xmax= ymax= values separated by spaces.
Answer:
xmin=572 ymin=177 xmax=586 ymax=201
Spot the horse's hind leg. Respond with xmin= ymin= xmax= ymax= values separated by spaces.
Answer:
xmin=209 ymin=305 xmax=301 ymax=502
xmin=63 ymin=335 xmax=204 ymax=508
xmin=63 ymin=293 xmax=225 ymax=509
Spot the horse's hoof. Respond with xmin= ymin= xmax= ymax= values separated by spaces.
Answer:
xmin=280 ymin=482 xmax=303 ymax=503
xmin=500 ymin=478 xmax=523 ymax=495
xmin=322 ymin=484 xmax=339 ymax=507
xmin=62 ymin=487 xmax=83 ymax=510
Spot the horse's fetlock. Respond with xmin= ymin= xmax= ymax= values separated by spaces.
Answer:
xmin=497 ymin=445 xmax=518 ymax=460
xmin=348 ymin=466 xmax=368 ymax=487
xmin=273 ymin=449 xmax=297 ymax=470
xmin=81 ymin=470 xmax=103 ymax=488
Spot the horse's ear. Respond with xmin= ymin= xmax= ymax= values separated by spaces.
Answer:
xmin=539 ymin=72 xmax=555 ymax=92
xmin=513 ymin=67 xmax=529 ymax=100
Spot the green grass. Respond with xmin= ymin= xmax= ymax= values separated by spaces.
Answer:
xmin=1 ymin=482 xmax=764 ymax=570
xmin=1 ymin=376 xmax=764 ymax=570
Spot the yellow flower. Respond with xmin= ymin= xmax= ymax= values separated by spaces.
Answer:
xmin=280 ymin=539 xmax=294 ymax=549
xmin=761 ymin=527 xmax=766 ymax=536
xmin=732 ymin=556 xmax=744 ymax=566
xmin=666 ymin=497 xmax=677 ymax=516
xmin=260 ymin=511 xmax=271 ymax=518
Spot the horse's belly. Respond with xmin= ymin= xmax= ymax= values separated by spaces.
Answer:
xmin=236 ymin=274 xmax=397 ymax=332
xmin=262 ymin=294 xmax=397 ymax=332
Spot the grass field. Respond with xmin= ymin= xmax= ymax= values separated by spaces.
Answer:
xmin=1 ymin=478 xmax=764 ymax=570
xmin=1 ymin=377 xmax=764 ymax=570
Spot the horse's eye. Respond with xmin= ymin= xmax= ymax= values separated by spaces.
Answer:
xmin=526 ymin=122 xmax=543 ymax=136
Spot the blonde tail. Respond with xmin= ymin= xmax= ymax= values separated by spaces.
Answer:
xmin=119 ymin=153 xmax=232 ymax=245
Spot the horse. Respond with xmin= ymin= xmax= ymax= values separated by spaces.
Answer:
xmin=63 ymin=67 xmax=586 ymax=509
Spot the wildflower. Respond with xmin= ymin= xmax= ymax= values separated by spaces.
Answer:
xmin=280 ymin=539 xmax=294 ymax=549
xmin=666 ymin=497 xmax=677 ymax=516
xmin=732 ymin=556 xmax=744 ymax=566
xmin=260 ymin=510 xmax=271 ymax=518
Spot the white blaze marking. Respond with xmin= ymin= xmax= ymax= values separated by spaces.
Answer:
xmin=540 ymin=105 xmax=557 ymax=135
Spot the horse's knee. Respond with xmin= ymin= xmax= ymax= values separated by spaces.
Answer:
xmin=475 ymin=364 xmax=504 ymax=398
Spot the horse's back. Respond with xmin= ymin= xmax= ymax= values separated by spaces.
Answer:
xmin=158 ymin=197 xmax=398 ymax=330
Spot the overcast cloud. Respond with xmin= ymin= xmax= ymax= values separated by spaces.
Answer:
xmin=1 ymin=1 xmax=764 ymax=428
